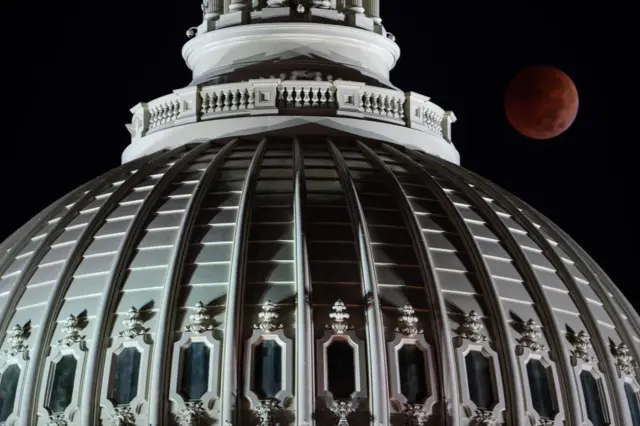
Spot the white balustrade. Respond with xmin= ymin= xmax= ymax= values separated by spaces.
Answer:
xmin=129 ymin=79 xmax=453 ymax=143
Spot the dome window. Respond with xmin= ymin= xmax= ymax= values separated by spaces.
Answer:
xmin=398 ymin=344 xmax=428 ymax=404
xmin=100 ymin=306 xmax=153 ymax=424
xmin=180 ymin=342 xmax=211 ymax=401
xmin=579 ymin=370 xmax=607 ymax=426
xmin=327 ymin=340 xmax=356 ymax=399
xmin=624 ymin=382 xmax=640 ymax=426
xmin=37 ymin=314 xmax=87 ymax=424
xmin=453 ymin=310 xmax=504 ymax=425
xmin=244 ymin=301 xmax=293 ymax=423
xmin=386 ymin=304 xmax=437 ymax=423
xmin=169 ymin=302 xmax=220 ymax=422
xmin=46 ymin=354 xmax=77 ymax=414
xmin=0 ymin=364 xmax=20 ymax=422
xmin=316 ymin=300 xmax=367 ymax=425
xmin=465 ymin=350 xmax=497 ymax=410
xmin=525 ymin=358 xmax=556 ymax=420
xmin=109 ymin=347 xmax=141 ymax=406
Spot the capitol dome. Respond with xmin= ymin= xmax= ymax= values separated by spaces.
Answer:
xmin=0 ymin=2 xmax=639 ymax=426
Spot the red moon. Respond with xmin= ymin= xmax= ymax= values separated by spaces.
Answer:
xmin=504 ymin=65 xmax=579 ymax=140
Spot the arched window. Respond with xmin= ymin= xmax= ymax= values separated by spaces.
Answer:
xmin=580 ymin=370 xmax=606 ymax=426
xmin=0 ymin=364 xmax=20 ymax=422
xmin=465 ymin=350 xmax=497 ymax=411
xmin=624 ymin=383 xmax=640 ymax=426
xmin=526 ymin=359 xmax=556 ymax=420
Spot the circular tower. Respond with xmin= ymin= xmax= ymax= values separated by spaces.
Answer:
xmin=0 ymin=2 xmax=638 ymax=426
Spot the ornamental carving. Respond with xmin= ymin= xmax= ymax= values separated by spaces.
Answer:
xmin=538 ymin=418 xmax=554 ymax=426
xmin=255 ymin=399 xmax=280 ymax=426
xmin=109 ymin=405 xmax=135 ymax=426
xmin=326 ymin=300 xmax=354 ymax=334
xmin=118 ymin=307 xmax=148 ymax=339
xmin=45 ymin=414 xmax=68 ymax=426
xmin=611 ymin=342 xmax=635 ymax=376
xmin=459 ymin=311 xmax=487 ymax=343
xmin=471 ymin=409 xmax=496 ymax=426
xmin=57 ymin=315 xmax=84 ymax=347
xmin=517 ymin=319 xmax=545 ymax=352
xmin=395 ymin=304 xmax=423 ymax=337
xmin=403 ymin=404 xmax=430 ymax=425
xmin=4 ymin=324 xmax=28 ymax=356
xmin=184 ymin=301 xmax=213 ymax=334
xmin=177 ymin=400 xmax=206 ymax=425
xmin=253 ymin=301 xmax=283 ymax=332
xmin=329 ymin=400 xmax=356 ymax=426
xmin=570 ymin=330 xmax=596 ymax=364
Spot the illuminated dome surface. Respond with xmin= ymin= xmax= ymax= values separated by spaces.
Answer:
xmin=1 ymin=1 xmax=639 ymax=426
xmin=0 ymin=136 xmax=638 ymax=426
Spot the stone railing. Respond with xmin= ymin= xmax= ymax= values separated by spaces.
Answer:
xmin=128 ymin=79 xmax=456 ymax=143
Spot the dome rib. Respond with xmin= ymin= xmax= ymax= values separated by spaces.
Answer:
xmin=79 ymin=145 xmax=197 ymax=425
xmin=219 ymin=139 xmax=267 ymax=426
xmin=430 ymin=156 xmax=583 ymax=425
xmin=384 ymin=143 xmax=526 ymax=426
xmin=292 ymin=138 xmax=314 ymax=425
xmin=18 ymin=150 xmax=175 ymax=423
xmin=439 ymin=161 xmax=583 ymax=425
xmin=327 ymin=139 xmax=391 ymax=424
xmin=463 ymin=167 xmax=638 ymax=425
xmin=2 ymin=153 xmax=161 ymax=424
xmin=0 ymin=176 xmax=103 ymax=323
xmin=357 ymin=140 xmax=461 ymax=426
xmin=149 ymin=139 xmax=240 ymax=424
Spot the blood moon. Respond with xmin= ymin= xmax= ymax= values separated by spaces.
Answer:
xmin=504 ymin=65 xmax=579 ymax=140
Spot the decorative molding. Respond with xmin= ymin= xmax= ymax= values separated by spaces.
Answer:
xmin=326 ymin=300 xmax=354 ymax=334
xmin=256 ymin=399 xmax=280 ymax=426
xmin=517 ymin=319 xmax=545 ymax=353
xmin=459 ymin=311 xmax=487 ymax=343
xmin=394 ymin=304 xmax=423 ymax=337
xmin=403 ymin=404 xmax=430 ymax=425
xmin=611 ymin=342 xmax=635 ymax=376
xmin=109 ymin=405 xmax=136 ymax=426
xmin=56 ymin=315 xmax=85 ymax=347
xmin=570 ymin=330 xmax=596 ymax=364
xmin=253 ymin=300 xmax=283 ymax=332
xmin=4 ymin=324 xmax=28 ymax=356
xmin=329 ymin=400 xmax=356 ymax=426
xmin=45 ymin=414 xmax=68 ymax=426
xmin=176 ymin=401 xmax=206 ymax=425
xmin=183 ymin=301 xmax=214 ymax=334
xmin=471 ymin=409 xmax=496 ymax=426
xmin=118 ymin=307 xmax=148 ymax=339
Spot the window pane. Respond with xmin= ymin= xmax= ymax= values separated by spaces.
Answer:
xmin=252 ymin=340 xmax=282 ymax=399
xmin=625 ymin=383 xmax=640 ymax=426
xmin=526 ymin=359 xmax=556 ymax=419
xmin=580 ymin=370 xmax=606 ymax=426
xmin=47 ymin=354 xmax=78 ymax=414
xmin=180 ymin=342 xmax=211 ymax=401
xmin=109 ymin=347 xmax=141 ymax=405
xmin=465 ymin=351 xmax=496 ymax=410
xmin=398 ymin=344 xmax=428 ymax=404
xmin=327 ymin=340 xmax=356 ymax=399
xmin=0 ymin=364 xmax=20 ymax=422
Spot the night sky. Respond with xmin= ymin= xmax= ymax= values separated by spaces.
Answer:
xmin=3 ymin=2 xmax=634 ymax=306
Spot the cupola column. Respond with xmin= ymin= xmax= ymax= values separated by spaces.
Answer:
xmin=229 ymin=0 xmax=248 ymax=11
xmin=364 ymin=0 xmax=380 ymax=23
xmin=345 ymin=0 xmax=364 ymax=14
xmin=202 ymin=0 xmax=223 ymax=20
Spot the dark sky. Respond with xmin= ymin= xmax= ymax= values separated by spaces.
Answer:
xmin=3 ymin=2 xmax=634 ymax=306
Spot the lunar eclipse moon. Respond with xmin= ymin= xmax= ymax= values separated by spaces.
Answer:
xmin=504 ymin=65 xmax=579 ymax=140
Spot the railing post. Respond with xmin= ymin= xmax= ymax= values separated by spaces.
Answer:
xmin=334 ymin=80 xmax=365 ymax=118
xmin=173 ymin=86 xmax=201 ymax=125
xmin=127 ymin=102 xmax=149 ymax=140
xmin=442 ymin=111 xmax=457 ymax=143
